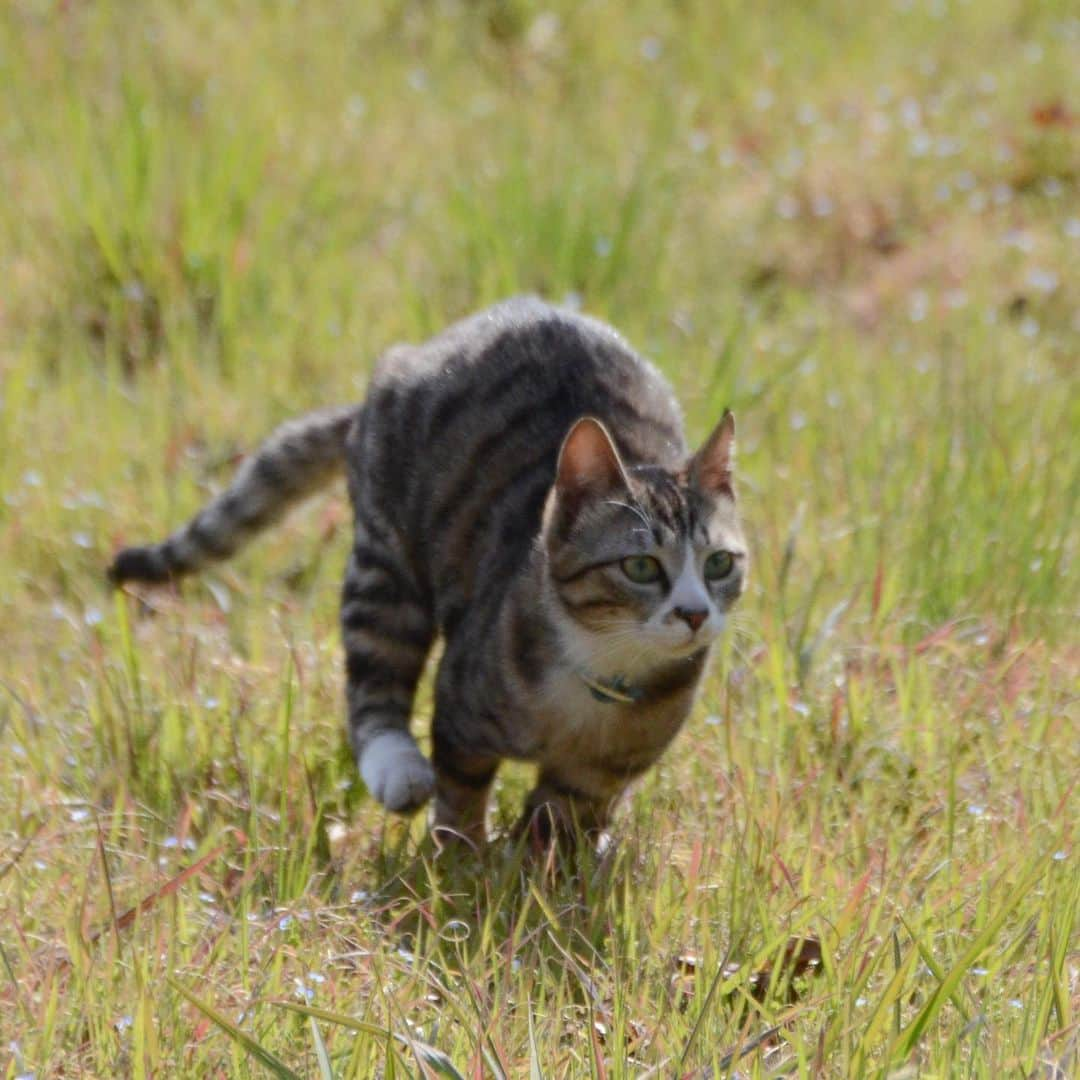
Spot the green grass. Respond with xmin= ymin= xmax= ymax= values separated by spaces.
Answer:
xmin=1 ymin=1 xmax=1077 ymax=1075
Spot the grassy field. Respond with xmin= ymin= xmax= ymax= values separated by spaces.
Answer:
xmin=1 ymin=1 xmax=1077 ymax=1075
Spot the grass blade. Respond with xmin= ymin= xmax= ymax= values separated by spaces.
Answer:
xmin=851 ymin=939 xmax=920 ymax=1074
xmin=895 ymin=853 xmax=1050 ymax=1058
xmin=310 ymin=1015 xmax=334 ymax=1080
xmin=274 ymin=1001 xmax=465 ymax=1079
xmin=528 ymin=1007 xmax=545 ymax=1080
xmin=166 ymin=975 xmax=302 ymax=1080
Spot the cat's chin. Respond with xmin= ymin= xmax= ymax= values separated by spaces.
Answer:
xmin=651 ymin=636 xmax=716 ymax=664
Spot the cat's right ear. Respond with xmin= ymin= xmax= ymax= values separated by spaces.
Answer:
xmin=552 ymin=417 xmax=630 ymax=523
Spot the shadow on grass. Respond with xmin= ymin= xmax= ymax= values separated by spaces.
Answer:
xmin=345 ymin=816 xmax=630 ymax=955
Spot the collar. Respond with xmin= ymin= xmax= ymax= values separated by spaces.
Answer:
xmin=577 ymin=670 xmax=645 ymax=705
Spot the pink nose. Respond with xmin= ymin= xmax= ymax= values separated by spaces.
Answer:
xmin=675 ymin=607 xmax=708 ymax=632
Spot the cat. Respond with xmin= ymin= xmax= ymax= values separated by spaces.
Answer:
xmin=109 ymin=297 xmax=748 ymax=845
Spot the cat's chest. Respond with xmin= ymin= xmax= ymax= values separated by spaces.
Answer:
xmin=531 ymin=668 xmax=690 ymax=764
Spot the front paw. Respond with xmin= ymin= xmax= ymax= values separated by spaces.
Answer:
xmin=359 ymin=733 xmax=435 ymax=814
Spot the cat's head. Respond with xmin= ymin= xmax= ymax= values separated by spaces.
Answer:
xmin=542 ymin=412 xmax=747 ymax=674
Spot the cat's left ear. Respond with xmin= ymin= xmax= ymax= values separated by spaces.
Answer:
xmin=689 ymin=409 xmax=735 ymax=498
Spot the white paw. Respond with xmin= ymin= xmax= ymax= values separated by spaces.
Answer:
xmin=359 ymin=733 xmax=435 ymax=814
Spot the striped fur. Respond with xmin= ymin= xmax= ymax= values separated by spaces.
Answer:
xmin=109 ymin=297 xmax=748 ymax=842
xmin=108 ymin=405 xmax=356 ymax=583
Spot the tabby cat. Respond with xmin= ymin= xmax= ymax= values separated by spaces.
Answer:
xmin=109 ymin=298 xmax=748 ymax=844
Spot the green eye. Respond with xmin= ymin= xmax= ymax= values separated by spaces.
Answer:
xmin=704 ymin=551 xmax=735 ymax=580
xmin=621 ymin=555 xmax=663 ymax=584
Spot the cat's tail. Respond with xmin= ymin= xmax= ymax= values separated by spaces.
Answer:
xmin=108 ymin=404 xmax=359 ymax=585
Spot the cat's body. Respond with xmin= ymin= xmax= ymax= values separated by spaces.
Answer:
xmin=110 ymin=298 xmax=747 ymax=843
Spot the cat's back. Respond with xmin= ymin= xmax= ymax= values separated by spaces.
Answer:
xmin=352 ymin=298 xmax=687 ymax=606
xmin=369 ymin=296 xmax=685 ymax=459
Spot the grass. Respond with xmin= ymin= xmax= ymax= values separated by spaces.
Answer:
xmin=1 ymin=0 xmax=1077 ymax=1075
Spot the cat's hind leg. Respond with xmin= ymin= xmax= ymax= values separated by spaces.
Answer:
xmin=517 ymin=769 xmax=622 ymax=850
xmin=342 ymin=534 xmax=435 ymax=814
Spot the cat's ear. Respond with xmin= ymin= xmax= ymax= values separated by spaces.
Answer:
xmin=689 ymin=409 xmax=735 ymax=498
xmin=554 ymin=417 xmax=630 ymax=515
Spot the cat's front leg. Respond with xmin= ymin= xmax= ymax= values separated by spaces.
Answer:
xmin=342 ymin=537 xmax=436 ymax=814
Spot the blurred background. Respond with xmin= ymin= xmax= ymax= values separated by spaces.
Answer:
xmin=3 ymin=0 xmax=1075 ymax=637
xmin=0 ymin=4 xmax=1077 ymax=1073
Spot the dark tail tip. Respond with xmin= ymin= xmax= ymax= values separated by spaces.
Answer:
xmin=108 ymin=546 xmax=173 ymax=586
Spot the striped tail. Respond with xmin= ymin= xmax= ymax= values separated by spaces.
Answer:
xmin=108 ymin=404 xmax=359 ymax=585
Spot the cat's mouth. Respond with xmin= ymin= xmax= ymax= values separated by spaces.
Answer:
xmin=648 ymin=615 xmax=723 ymax=656
xmin=663 ymin=633 xmax=717 ymax=659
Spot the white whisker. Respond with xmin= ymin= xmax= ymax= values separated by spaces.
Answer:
xmin=604 ymin=500 xmax=654 ymax=533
